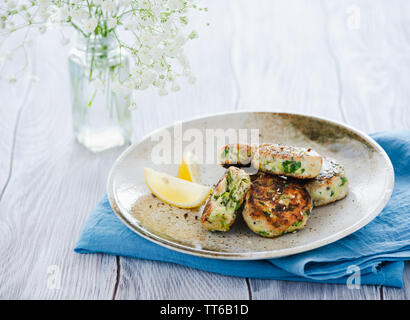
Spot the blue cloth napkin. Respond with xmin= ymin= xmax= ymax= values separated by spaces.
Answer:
xmin=75 ymin=131 xmax=410 ymax=288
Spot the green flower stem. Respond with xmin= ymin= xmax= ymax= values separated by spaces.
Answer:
xmin=88 ymin=46 xmax=95 ymax=81
xmin=87 ymin=89 xmax=97 ymax=107
xmin=70 ymin=20 xmax=87 ymax=38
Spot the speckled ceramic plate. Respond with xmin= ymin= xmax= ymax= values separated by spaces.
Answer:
xmin=107 ymin=111 xmax=394 ymax=260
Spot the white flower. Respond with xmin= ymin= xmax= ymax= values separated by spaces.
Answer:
xmin=100 ymin=0 xmax=116 ymax=12
xmin=38 ymin=8 xmax=51 ymax=22
xmin=174 ymin=35 xmax=186 ymax=47
xmin=112 ymin=80 xmax=132 ymax=94
xmin=140 ymin=33 xmax=160 ymax=48
xmin=152 ymin=6 xmax=162 ymax=18
xmin=138 ymin=81 xmax=149 ymax=90
xmin=183 ymin=69 xmax=196 ymax=84
xmin=139 ymin=50 xmax=152 ymax=65
xmin=140 ymin=0 xmax=150 ymax=10
xmin=169 ymin=0 xmax=184 ymax=10
xmin=38 ymin=0 xmax=50 ymax=7
xmin=188 ymin=74 xmax=196 ymax=84
xmin=163 ymin=44 xmax=180 ymax=58
xmin=123 ymin=18 xmax=138 ymax=31
xmin=171 ymin=81 xmax=180 ymax=92
xmin=128 ymin=101 xmax=138 ymax=110
xmin=6 ymin=75 xmax=17 ymax=83
xmin=158 ymin=87 xmax=168 ymax=96
xmin=111 ymin=81 xmax=123 ymax=93
xmin=93 ymin=78 xmax=105 ymax=91
xmin=71 ymin=8 xmax=88 ymax=21
xmin=188 ymin=30 xmax=198 ymax=39
xmin=24 ymin=37 xmax=34 ymax=47
xmin=7 ymin=0 xmax=17 ymax=9
xmin=38 ymin=25 xmax=47 ymax=34
xmin=107 ymin=17 xmax=117 ymax=29
xmin=5 ymin=50 xmax=13 ymax=60
xmin=177 ymin=53 xmax=190 ymax=69
xmin=150 ymin=46 xmax=163 ymax=60
xmin=0 ymin=0 xmax=202 ymax=95
xmin=60 ymin=36 xmax=70 ymax=46
xmin=57 ymin=7 xmax=70 ymax=22
xmin=120 ymin=0 xmax=132 ymax=7
xmin=27 ymin=73 xmax=39 ymax=83
xmin=84 ymin=17 xmax=98 ymax=34
xmin=153 ymin=62 xmax=167 ymax=73
xmin=142 ymin=70 xmax=156 ymax=82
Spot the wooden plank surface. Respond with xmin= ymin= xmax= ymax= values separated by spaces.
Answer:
xmin=0 ymin=33 xmax=118 ymax=299
xmin=322 ymin=0 xmax=410 ymax=299
xmin=0 ymin=0 xmax=409 ymax=299
xmin=0 ymin=31 xmax=33 ymax=199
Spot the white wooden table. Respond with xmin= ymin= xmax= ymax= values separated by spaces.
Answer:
xmin=0 ymin=0 xmax=409 ymax=299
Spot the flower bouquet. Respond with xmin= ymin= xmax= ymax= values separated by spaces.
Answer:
xmin=0 ymin=0 xmax=204 ymax=151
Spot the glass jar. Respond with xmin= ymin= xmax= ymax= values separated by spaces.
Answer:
xmin=68 ymin=33 xmax=132 ymax=152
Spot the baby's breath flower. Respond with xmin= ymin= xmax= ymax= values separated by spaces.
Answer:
xmin=60 ymin=35 xmax=70 ymax=46
xmin=24 ymin=37 xmax=33 ymax=47
xmin=38 ymin=8 xmax=51 ymax=22
xmin=158 ymin=87 xmax=168 ymax=96
xmin=38 ymin=24 xmax=46 ymax=34
xmin=0 ymin=0 xmax=203 ymax=94
xmin=177 ymin=53 xmax=190 ymax=69
xmin=27 ymin=73 xmax=39 ymax=83
xmin=6 ymin=75 xmax=17 ymax=83
xmin=84 ymin=17 xmax=98 ymax=34
xmin=7 ymin=0 xmax=17 ymax=9
xmin=188 ymin=74 xmax=196 ymax=84
xmin=171 ymin=81 xmax=180 ymax=92
xmin=140 ymin=0 xmax=151 ymax=10
xmin=169 ymin=0 xmax=184 ymax=10
xmin=57 ymin=7 xmax=70 ymax=22
xmin=128 ymin=101 xmax=138 ymax=110
xmin=101 ymin=0 xmax=116 ymax=12
xmin=120 ymin=0 xmax=132 ymax=7
xmin=71 ymin=8 xmax=88 ymax=21
xmin=5 ymin=50 xmax=13 ymax=60
xmin=107 ymin=17 xmax=117 ymax=29
xmin=123 ymin=18 xmax=138 ymax=31
xmin=38 ymin=0 xmax=50 ymax=7
xmin=93 ymin=78 xmax=105 ymax=91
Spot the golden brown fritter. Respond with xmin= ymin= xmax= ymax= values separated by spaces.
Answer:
xmin=304 ymin=157 xmax=349 ymax=207
xmin=242 ymin=173 xmax=313 ymax=237
xmin=251 ymin=143 xmax=322 ymax=179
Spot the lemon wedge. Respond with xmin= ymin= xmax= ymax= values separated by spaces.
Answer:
xmin=144 ymin=167 xmax=211 ymax=208
xmin=177 ymin=151 xmax=201 ymax=183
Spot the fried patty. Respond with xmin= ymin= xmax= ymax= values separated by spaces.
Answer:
xmin=218 ymin=143 xmax=256 ymax=168
xmin=251 ymin=144 xmax=322 ymax=179
xmin=201 ymin=166 xmax=251 ymax=231
xmin=242 ymin=174 xmax=313 ymax=237
xmin=304 ymin=157 xmax=348 ymax=207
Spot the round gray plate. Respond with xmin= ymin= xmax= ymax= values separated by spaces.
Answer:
xmin=107 ymin=111 xmax=394 ymax=260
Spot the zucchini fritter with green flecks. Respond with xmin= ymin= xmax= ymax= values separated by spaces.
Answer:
xmin=201 ymin=166 xmax=251 ymax=232
xmin=218 ymin=143 xmax=257 ymax=168
xmin=252 ymin=144 xmax=322 ymax=179
xmin=304 ymin=157 xmax=348 ymax=207
xmin=242 ymin=174 xmax=313 ymax=238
